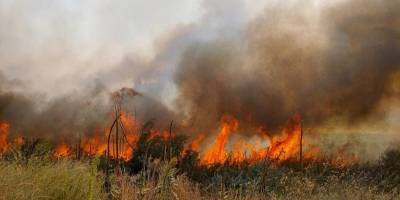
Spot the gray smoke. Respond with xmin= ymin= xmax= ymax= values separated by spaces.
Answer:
xmin=174 ymin=0 xmax=400 ymax=134
xmin=0 ymin=0 xmax=399 ymax=151
xmin=0 ymin=73 xmax=175 ymax=142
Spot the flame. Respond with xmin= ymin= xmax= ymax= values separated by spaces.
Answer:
xmin=0 ymin=123 xmax=24 ymax=153
xmin=14 ymin=135 xmax=25 ymax=146
xmin=1 ymin=112 xmax=359 ymax=166
xmin=52 ymin=112 xmax=173 ymax=160
xmin=0 ymin=122 xmax=9 ymax=152
xmin=265 ymin=117 xmax=302 ymax=161
xmin=82 ymin=129 xmax=108 ymax=157
xmin=187 ymin=133 xmax=206 ymax=151
xmin=119 ymin=113 xmax=139 ymax=159
xmin=54 ymin=141 xmax=71 ymax=157
xmin=201 ymin=115 xmax=239 ymax=165
xmin=80 ymin=113 xmax=140 ymax=160
xmin=199 ymin=115 xmax=304 ymax=165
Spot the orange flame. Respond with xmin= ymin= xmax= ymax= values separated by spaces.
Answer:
xmin=265 ymin=117 xmax=302 ymax=161
xmin=80 ymin=112 xmax=140 ymax=160
xmin=199 ymin=115 xmax=304 ymax=165
xmin=82 ymin=129 xmax=108 ymax=157
xmin=1 ymin=112 xmax=359 ymax=166
xmin=14 ymin=135 xmax=25 ymax=146
xmin=54 ymin=141 xmax=71 ymax=157
xmin=201 ymin=115 xmax=239 ymax=165
xmin=187 ymin=133 xmax=206 ymax=151
xmin=0 ymin=122 xmax=9 ymax=152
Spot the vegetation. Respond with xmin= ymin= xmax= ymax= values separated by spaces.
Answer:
xmin=0 ymin=134 xmax=399 ymax=200
xmin=0 ymin=160 xmax=104 ymax=200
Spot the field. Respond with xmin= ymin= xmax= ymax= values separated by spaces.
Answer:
xmin=0 ymin=0 xmax=399 ymax=199
xmin=0 ymin=136 xmax=399 ymax=200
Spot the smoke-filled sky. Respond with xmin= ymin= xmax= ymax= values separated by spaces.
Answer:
xmin=0 ymin=0 xmax=273 ymax=98
xmin=0 ymin=0 xmax=399 ymax=143
xmin=0 ymin=0 xmax=272 ymax=138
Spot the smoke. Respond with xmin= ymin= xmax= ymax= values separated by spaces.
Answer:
xmin=0 ymin=0 xmax=399 ymax=153
xmin=0 ymin=0 xmax=201 ymax=97
xmin=0 ymin=0 xmax=199 ymax=141
xmin=0 ymin=72 xmax=175 ymax=141
xmin=174 ymin=0 xmax=400 ymax=134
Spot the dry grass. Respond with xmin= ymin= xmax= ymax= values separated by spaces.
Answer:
xmin=0 ymin=140 xmax=399 ymax=200
xmin=0 ymin=160 xmax=105 ymax=200
xmin=116 ymin=160 xmax=400 ymax=200
xmin=117 ymin=175 xmax=399 ymax=200
xmin=0 ymin=158 xmax=398 ymax=200
xmin=119 ymin=174 xmax=202 ymax=200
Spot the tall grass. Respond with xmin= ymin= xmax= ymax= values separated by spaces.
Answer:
xmin=117 ymin=169 xmax=399 ymax=200
xmin=116 ymin=155 xmax=400 ymax=200
xmin=0 ymin=137 xmax=399 ymax=200
xmin=0 ymin=156 xmax=399 ymax=200
xmin=0 ymin=160 xmax=105 ymax=200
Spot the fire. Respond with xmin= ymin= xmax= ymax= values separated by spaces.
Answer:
xmin=0 ymin=122 xmax=9 ymax=152
xmin=80 ymin=113 xmax=140 ymax=160
xmin=54 ymin=141 xmax=71 ymax=157
xmin=52 ymin=112 xmax=174 ymax=160
xmin=82 ymin=129 xmax=108 ymax=157
xmin=264 ymin=117 xmax=302 ymax=161
xmin=201 ymin=115 xmax=239 ymax=165
xmin=14 ymin=135 xmax=25 ymax=146
xmin=0 ymin=123 xmax=25 ymax=153
xmin=118 ymin=113 xmax=139 ymax=159
xmin=199 ymin=115 xmax=304 ymax=165
xmin=1 ymin=112 xmax=358 ymax=166
xmin=187 ymin=133 xmax=206 ymax=151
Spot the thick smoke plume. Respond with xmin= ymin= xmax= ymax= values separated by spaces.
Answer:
xmin=0 ymin=72 xmax=174 ymax=142
xmin=175 ymin=0 xmax=400 ymax=135
xmin=0 ymin=0 xmax=399 ymax=154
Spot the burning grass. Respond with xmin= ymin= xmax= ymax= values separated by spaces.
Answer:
xmin=0 ymin=113 xmax=399 ymax=200
xmin=0 ymin=132 xmax=399 ymax=200
xmin=1 ymin=113 xmax=330 ymax=165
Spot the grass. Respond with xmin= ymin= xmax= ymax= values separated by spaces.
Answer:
xmin=116 ymin=171 xmax=398 ymax=200
xmin=0 ymin=159 xmax=105 ymax=200
xmin=0 ymin=138 xmax=399 ymax=200
xmin=0 ymin=157 xmax=399 ymax=200
xmin=115 ymin=152 xmax=400 ymax=200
